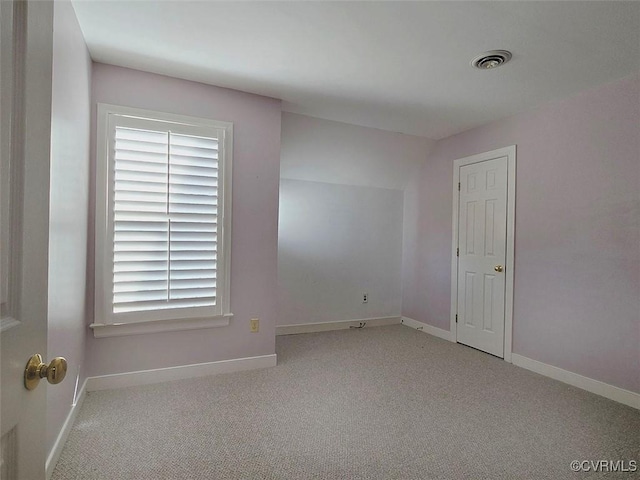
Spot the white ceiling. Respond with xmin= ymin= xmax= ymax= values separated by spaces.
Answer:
xmin=72 ymin=1 xmax=640 ymax=140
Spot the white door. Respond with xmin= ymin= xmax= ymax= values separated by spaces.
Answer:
xmin=1 ymin=1 xmax=55 ymax=478
xmin=456 ymin=156 xmax=508 ymax=357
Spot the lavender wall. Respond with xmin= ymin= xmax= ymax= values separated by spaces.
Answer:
xmin=278 ymin=179 xmax=404 ymax=326
xmin=281 ymin=112 xmax=434 ymax=189
xmin=47 ymin=0 xmax=91 ymax=454
xmin=402 ymin=74 xmax=640 ymax=393
xmin=86 ymin=64 xmax=281 ymax=377
xmin=278 ymin=113 xmax=432 ymax=327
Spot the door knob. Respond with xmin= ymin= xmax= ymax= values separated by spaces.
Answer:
xmin=494 ymin=265 xmax=504 ymax=272
xmin=24 ymin=354 xmax=67 ymax=390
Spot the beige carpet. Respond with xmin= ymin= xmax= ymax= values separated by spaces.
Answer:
xmin=53 ymin=325 xmax=639 ymax=479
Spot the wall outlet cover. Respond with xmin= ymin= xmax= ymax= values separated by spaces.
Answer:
xmin=250 ymin=318 xmax=259 ymax=333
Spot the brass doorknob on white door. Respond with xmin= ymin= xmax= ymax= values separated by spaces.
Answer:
xmin=24 ymin=354 xmax=67 ymax=390
xmin=494 ymin=265 xmax=504 ymax=272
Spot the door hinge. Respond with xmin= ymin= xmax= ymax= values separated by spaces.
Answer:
xmin=458 ymin=182 xmax=461 ymax=191
xmin=456 ymin=247 xmax=459 ymax=257
xmin=455 ymin=314 xmax=458 ymax=323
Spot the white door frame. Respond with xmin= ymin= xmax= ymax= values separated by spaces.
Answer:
xmin=450 ymin=146 xmax=516 ymax=363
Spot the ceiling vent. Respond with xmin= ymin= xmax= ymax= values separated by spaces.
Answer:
xmin=471 ymin=50 xmax=512 ymax=70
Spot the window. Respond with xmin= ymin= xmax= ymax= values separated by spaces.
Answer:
xmin=92 ymin=104 xmax=233 ymax=337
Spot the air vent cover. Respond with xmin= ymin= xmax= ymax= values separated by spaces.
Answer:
xmin=471 ymin=50 xmax=512 ymax=70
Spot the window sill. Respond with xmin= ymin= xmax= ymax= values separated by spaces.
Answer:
xmin=89 ymin=313 xmax=233 ymax=338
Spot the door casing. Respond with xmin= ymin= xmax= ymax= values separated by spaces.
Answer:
xmin=450 ymin=145 xmax=516 ymax=363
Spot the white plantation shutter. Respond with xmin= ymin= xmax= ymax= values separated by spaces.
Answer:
xmin=94 ymin=105 xmax=232 ymax=329
xmin=113 ymin=127 xmax=219 ymax=313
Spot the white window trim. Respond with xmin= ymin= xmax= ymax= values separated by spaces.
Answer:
xmin=91 ymin=104 xmax=234 ymax=338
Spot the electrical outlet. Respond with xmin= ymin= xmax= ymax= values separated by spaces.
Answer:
xmin=250 ymin=318 xmax=259 ymax=333
xmin=363 ymin=293 xmax=368 ymax=304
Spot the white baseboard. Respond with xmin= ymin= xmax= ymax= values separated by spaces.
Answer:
xmin=400 ymin=317 xmax=637 ymax=409
xmin=511 ymin=353 xmax=639 ymax=410
xmin=276 ymin=316 xmax=401 ymax=336
xmin=85 ymin=354 xmax=277 ymax=391
xmin=401 ymin=316 xmax=454 ymax=342
xmin=46 ymin=378 xmax=88 ymax=480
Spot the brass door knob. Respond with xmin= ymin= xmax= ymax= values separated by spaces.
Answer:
xmin=24 ymin=354 xmax=67 ymax=390
xmin=494 ymin=265 xmax=504 ymax=272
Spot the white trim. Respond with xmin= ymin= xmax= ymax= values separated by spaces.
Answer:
xmin=89 ymin=313 xmax=233 ymax=338
xmin=45 ymin=379 xmax=88 ymax=480
xmin=96 ymin=103 xmax=234 ymax=131
xmin=85 ymin=354 xmax=277 ymax=391
xmin=220 ymin=122 xmax=233 ymax=319
xmin=94 ymin=104 xmax=109 ymax=326
xmin=504 ymin=147 xmax=516 ymax=363
xmin=94 ymin=103 xmax=233 ymax=327
xmin=401 ymin=317 xmax=454 ymax=342
xmin=511 ymin=354 xmax=640 ymax=410
xmin=276 ymin=317 xmax=400 ymax=336
xmin=450 ymin=145 xmax=516 ymax=362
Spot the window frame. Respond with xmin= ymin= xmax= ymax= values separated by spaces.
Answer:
xmin=91 ymin=104 xmax=233 ymax=338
